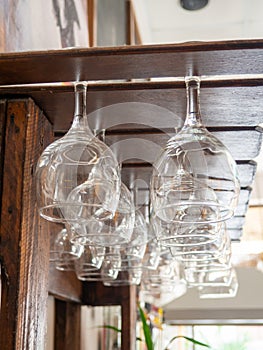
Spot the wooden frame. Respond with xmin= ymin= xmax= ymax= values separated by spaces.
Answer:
xmin=87 ymin=0 xmax=141 ymax=47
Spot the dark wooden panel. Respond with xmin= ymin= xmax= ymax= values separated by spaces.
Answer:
xmin=48 ymin=265 xmax=83 ymax=304
xmin=3 ymin=85 xmax=263 ymax=133
xmin=0 ymin=99 xmax=53 ymax=350
xmin=105 ymin=129 xmax=262 ymax=162
xmin=0 ymin=99 xmax=6 ymax=214
xmin=86 ymin=86 xmax=263 ymax=130
xmin=54 ymin=299 xmax=81 ymax=350
xmin=83 ymin=281 xmax=136 ymax=306
xmin=121 ymin=285 xmax=137 ymax=350
xmin=120 ymin=161 xmax=257 ymax=190
xmin=82 ymin=282 xmax=137 ymax=350
xmin=1 ymin=40 xmax=263 ymax=85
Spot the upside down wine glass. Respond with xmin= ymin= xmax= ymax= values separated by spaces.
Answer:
xmin=36 ymin=82 xmax=121 ymax=224
xmin=151 ymin=76 xmax=240 ymax=227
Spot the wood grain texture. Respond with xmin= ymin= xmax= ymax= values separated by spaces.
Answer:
xmin=1 ymin=40 xmax=263 ymax=84
xmin=3 ymin=84 xmax=263 ymax=133
xmin=49 ymin=265 xmax=83 ymax=303
xmin=82 ymin=281 xmax=134 ymax=306
xmin=54 ymin=299 xmax=81 ymax=350
xmin=104 ymin=128 xmax=262 ymax=162
xmin=121 ymin=285 xmax=137 ymax=350
xmin=0 ymin=100 xmax=6 ymax=211
xmin=0 ymin=98 xmax=53 ymax=350
xmin=82 ymin=282 xmax=137 ymax=350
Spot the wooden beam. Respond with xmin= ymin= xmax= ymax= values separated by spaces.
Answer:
xmin=0 ymin=98 xmax=53 ymax=349
xmin=87 ymin=0 xmax=96 ymax=47
xmin=1 ymin=40 xmax=263 ymax=85
xmin=49 ymin=265 xmax=83 ymax=304
xmin=82 ymin=282 xmax=137 ymax=350
xmin=121 ymin=285 xmax=137 ymax=350
xmin=54 ymin=299 xmax=81 ymax=350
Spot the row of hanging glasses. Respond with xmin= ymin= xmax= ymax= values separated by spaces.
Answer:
xmin=149 ymin=76 xmax=240 ymax=299
xmin=36 ymin=76 xmax=240 ymax=300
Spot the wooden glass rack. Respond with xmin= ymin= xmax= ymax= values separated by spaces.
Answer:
xmin=0 ymin=39 xmax=263 ymax=349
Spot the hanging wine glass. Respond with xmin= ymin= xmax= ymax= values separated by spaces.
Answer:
xmin=36 ymin=82 xmax=121 ymax=224
xmin=102 ymin=210 xmax=149 ymax=287
xmin=198 ymin=268 xmax=239 ymax=299
xmin=150 ymin=76 xmax=240 ymax=225
xmin=169 ymin=221 xmax=231 ymax=263
xmin=71 ymin=182 xmax=135 ymax=247
xmin=53 ymin=225 xmax=84 ymax=271
xmin=151 ymin=212 xmax=222 ymax=247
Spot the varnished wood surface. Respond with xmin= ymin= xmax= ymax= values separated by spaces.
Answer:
xmin=54 ymin=299 xmax=81 ymax=350
xmin=0 ymin=99 xmax=53 ymax=349
xmin=2 ymin=82 xmax=263 ymax=133
xmin=83 ymin=282 xmax=137 ymax=350
xmin=1 ymin=39 xmax=263 ymax=85
xmin=121 ymin=285 xmax=137 ymax=350
xmin=83 ymin=281 xmax=134 ymax=306
xmin=48 ymin=265 xmax=83 ymax=304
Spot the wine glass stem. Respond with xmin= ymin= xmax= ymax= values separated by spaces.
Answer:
xmin=185 ymin=76 xmax=202 ymax=127
xmin=72 ymin=82 xmax=89 ymax=129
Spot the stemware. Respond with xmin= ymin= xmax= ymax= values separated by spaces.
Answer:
xmin=36 ymin=82 xmax=121 ymax=224
xmin=102 ymin=210 xmax=148 ymax=286
xmin=169 ymin=222 xmax=231 ymax=262
xmin=141 ymin=252 xmax=186 ymax=293
xmin=71 ymin=182 xmax=135 ymax=247
xmin=198 ymin=268 xmax=239 ymax=298
xmin=124 ymin=209 xmax=149 ymax=261
xmin=52 ymin=225 xmax=84 ymax=271
xmin=150 ymin=76 xmax=240 ymax=225
xmin=184 ymin=259 xmax=234 ymax=287
xmin=151 ymin=213 xmax=222 ymax=246
xmin=74 ymin=245 xmax=120 ymax=281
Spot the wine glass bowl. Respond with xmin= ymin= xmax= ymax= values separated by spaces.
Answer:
xmin=150 ymin=76 xmax=240 ymax=225
xmin=36 ymin=82 xmax=121 ymax=224
xmin=71 ymin=182 xmax=135 ymax=247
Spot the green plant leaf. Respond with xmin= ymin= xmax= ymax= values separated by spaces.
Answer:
xmin=164 ymin=335 xmax=210 ymax=349
xmin=97 ymin=325 xmax=121 ymax=333
xmin=139 ymin=305 xmax=154 ymax=350
xmin=97 ymin=325 xmax=143 ymax=343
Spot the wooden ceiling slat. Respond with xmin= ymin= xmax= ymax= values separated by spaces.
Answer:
xmin=120 ymin=162 xmax=256 ymax=190
xmin=1 ymin=40 xmax=263 ymax=85
xmin=105 ymin=129 xmax=262 ymax=162
xmin=4 ymin=85 xmax=263 ymax=132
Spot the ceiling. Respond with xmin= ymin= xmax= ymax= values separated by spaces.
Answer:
xmin=132 ymin=0 xmax=263 ymax=44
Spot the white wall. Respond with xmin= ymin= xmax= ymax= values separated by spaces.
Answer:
xmin=164 ymin=267 xmax=263 ymax=324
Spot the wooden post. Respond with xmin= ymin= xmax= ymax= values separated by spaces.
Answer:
xmin=121 ymin=285 xmax=137 ymax=350
xmin=54 ymin=299 xmax=81 ymax=350
xmin=83 ymin=282 xmax=137 ymax=350
xmin=0 ymin=98 xmax=53 ymax=350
